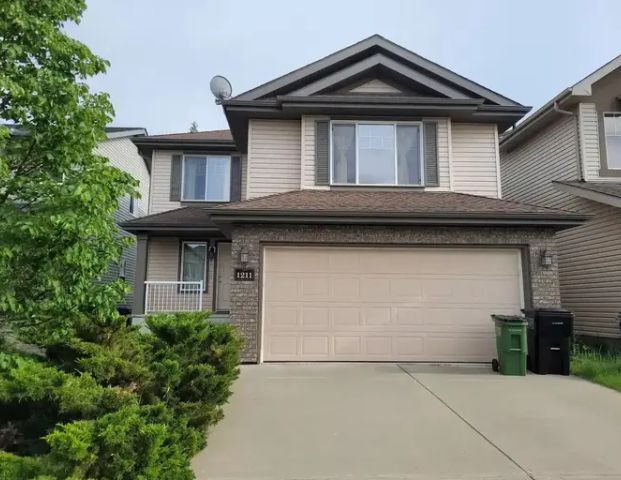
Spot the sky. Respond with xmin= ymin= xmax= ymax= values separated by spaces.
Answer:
xmin=65 ymin=0 xmax=621 ymax=135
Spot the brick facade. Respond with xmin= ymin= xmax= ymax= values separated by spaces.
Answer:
xmin=229 ymin=224 xmax=561 ymax=362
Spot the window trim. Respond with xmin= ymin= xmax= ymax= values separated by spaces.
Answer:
xmin=329 ymin=120 xmax=425 ymax=186
xmin=180 ymin=154 xmax=232 ymax=202
xmin=128 ymin=195 xmax=135 ymax=215
xmin=603 ymin=112 xmax=621 ymax=171
xmin=179 ymin=240 xmax=208 ymax=292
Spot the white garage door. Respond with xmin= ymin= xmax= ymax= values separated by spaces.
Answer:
xmin=261 ymin=246 xmax=524 ymax=362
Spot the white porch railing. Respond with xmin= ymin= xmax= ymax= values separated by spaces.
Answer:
xmin=144 ymin=281 xmax=203 ymax=314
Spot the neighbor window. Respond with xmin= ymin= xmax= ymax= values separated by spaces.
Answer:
xmin=331 ymin=122 xmax=423 ymax=185
xmin=119 ymin=258 xmax=127 ymax=280
xmin=604 ymin=113 xmax=621 ymax=169
xmin=180 ymin=241 xmax=207 ymax=291
xmin=128 ymin=195 xmax=135 ymax=214
xmin=182 ymin=155 xmax=231 ymax=201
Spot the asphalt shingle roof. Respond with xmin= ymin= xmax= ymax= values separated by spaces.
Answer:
xmin=211 ymin=190 xmax=579 ymax=216
xmin=143 ymin=129 xmax=232 ymax=141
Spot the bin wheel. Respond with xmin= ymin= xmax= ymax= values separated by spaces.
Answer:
xmin=491 ymin=358 xmax=499 ymax=372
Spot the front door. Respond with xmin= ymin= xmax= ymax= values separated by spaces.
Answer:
xmin=215 ymin=242 xmax=232 ymax=311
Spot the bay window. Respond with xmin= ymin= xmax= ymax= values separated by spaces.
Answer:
xmin=182 ymin=155 xmax=231 ymax=201
xmin=331 ymin=121 xmax=423 ymax=185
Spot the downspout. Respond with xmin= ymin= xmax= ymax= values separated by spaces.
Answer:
xmin=554 ymin=100 xmax=584 ymax=181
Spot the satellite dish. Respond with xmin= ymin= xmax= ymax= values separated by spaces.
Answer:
xmin=210 ymin=75 xmax=232 ymax=104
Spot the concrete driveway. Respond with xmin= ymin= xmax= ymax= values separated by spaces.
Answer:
xmin=192 ymin=364 xmax=621 ymax=480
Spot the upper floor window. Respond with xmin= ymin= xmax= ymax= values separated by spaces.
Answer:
xmin=604 ymin=113 xmax=621 ymax=169
xmin=331 ymin=121 xmax=423 ymax=186
xmin=182 ymin=155 xmax=231 ymax=201
xmin=129 ymin=195 xmax=135 ymax=214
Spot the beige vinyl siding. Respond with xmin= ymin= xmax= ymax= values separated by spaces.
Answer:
xmin=451 ymin=123 xmax=500 ymax=197
xmin=146 ymin=237 xmax=214 ymax=311
xmin=348 ymin=79 xmax=402 ymax=94
xmin=501 ymin=114 xmax=581 ymax=210
xmin=247 ymin=119 xmax=301 ymax=199
xmin=150 ymin=150 xmax=181 ymax=214
xmin=300 ymin=116 xmax=450 ymax=191
xmin=301 ymin=115 xmax=331 ymax=189
xmin=557 ymin=200 xmax=621 ymax=338
xmin=579 ymin=103 xmax=604 ymax=181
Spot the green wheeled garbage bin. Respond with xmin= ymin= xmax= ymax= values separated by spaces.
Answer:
xmin=491 ymin=315 xmax=527 ymax=376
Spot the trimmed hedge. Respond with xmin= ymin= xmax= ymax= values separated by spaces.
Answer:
xmin=0 ymin=313 xmax=241 ymax=479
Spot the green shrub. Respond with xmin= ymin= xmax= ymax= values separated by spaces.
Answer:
xmin=144 ymin=313 xmax=242 ymax=433
xmin=0 ymin=314 xmax=241 ymax=479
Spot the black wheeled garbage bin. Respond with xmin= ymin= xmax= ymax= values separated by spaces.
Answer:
xmin=523 ymin=308 xmax=573 ymax=375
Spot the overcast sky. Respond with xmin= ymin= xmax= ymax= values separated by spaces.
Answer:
xmin=65 ymin=0 xmax=621 ymax=135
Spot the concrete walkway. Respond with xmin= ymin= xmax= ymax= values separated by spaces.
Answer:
xmin=192 ymin=363 xmax=621 ymax=480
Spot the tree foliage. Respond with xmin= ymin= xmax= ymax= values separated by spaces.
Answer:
xmin=0 ymin=0 xmax=137 ymax=344
xmin=0 ymin=2 xmax=242 ymax=478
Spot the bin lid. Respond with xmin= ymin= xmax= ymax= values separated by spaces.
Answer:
xmin=491 ymin=314 xmax=527 ymax=324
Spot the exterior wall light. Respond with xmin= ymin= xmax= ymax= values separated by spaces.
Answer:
xmin=239 ymin=250 xmax=249 ymax=266
xmin=540 ymin=249 xmax=553 ymax=268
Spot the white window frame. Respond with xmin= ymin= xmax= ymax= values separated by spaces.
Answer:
xmin=180 ymin=154 xmax=231 ymax=202
xmin=119 ymin=258 xmax=127 ymax=280
xmin=329 ymin=120 xmax=425 ymax=186
xmin=180 ymin=241 xmax=208 ymax=292
xmin=603 ymin=112 xmax=621 ymax=170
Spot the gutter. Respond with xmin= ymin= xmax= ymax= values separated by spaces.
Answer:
xmin=209 ymin=210 xmax=587 ymax=228
xmin=500 ymin=89 xmax=573 ymax=152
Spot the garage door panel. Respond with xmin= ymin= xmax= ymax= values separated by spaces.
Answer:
xmin=301 ymin=336 xmax=329 ymax=355
xmin=300 ymin=307 xmax=330 ymax=327
xmin=262 ymin=246 xmax=523 ymax=362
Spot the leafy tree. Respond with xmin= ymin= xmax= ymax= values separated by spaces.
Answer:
xmin=0 ymin=3 xmax=242 ymax=478
xmin=189 ymin=121 xmax=199 ymax=133
xmin=0 ymin=0 xmax=137 ymax=345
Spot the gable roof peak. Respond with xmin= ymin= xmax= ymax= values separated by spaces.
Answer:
xmin=231 ymin=35 xmax=522 ymax=107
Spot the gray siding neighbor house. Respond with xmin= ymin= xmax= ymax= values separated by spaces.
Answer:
xmin=99 ymin=127 xmax=150 ymax=308
xmin=500 ymin=55 xmax=621 ymax=347
xmin=122 ymin=35 xmax=585 ymax=363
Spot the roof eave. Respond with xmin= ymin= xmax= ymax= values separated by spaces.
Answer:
xmin=209 ymin=210 xmax=587 ymax=229
xmin=553 ymin=182 xmax=621 ymax=209
xmin=499 ymin=89 xmax=575 ymax=152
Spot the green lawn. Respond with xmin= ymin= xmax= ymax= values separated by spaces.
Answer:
xmin=572 ymin=347 xmax=621 ymax=392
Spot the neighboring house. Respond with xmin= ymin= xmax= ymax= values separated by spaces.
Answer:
xmin=500 ymin=56 xmax=621 ymax=348
xmin=4 ymin=125 xmax=150 ymax=308
xmin=123 ymin=35 xmax=584 ymax=363
xmin=98 ymin=127 xmax=150 ymax=308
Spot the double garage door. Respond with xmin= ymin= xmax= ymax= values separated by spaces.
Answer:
xmin=262 ymin=246 xmax=524 ymax=362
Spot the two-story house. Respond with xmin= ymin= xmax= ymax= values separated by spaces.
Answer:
xmin=98 ymin=127 xmax=150 ymax=309
xmin=500 ymin=55 xmax=621 ymax=349
xmin=123 ymin=35 xmax=584 ymax=363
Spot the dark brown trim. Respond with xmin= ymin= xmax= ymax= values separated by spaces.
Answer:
xmin=132 ymin=234 xmax=149 ymax=315
xmin=213 ymin=240 xmax=232 ymax=314
xmin=211 ymin=211 xmax=586 ymax=229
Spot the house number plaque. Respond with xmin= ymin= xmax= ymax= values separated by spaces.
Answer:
xmin=234 ymin=269 xmax=255 ymax=281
